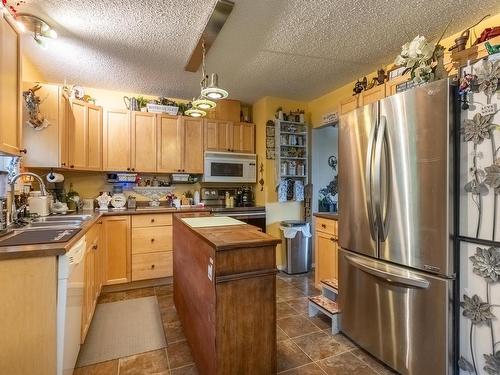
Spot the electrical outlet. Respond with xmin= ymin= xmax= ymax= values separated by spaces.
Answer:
xmin=481 ymin=103 xmax=497 ymax=116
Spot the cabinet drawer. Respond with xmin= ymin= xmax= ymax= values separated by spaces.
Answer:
xmin=315 ymin=217 xmax=338 ymax=236
xmin=132 ymin=252 xmax=172 ymax=281
xmin=132 ymin=226 xmax=172 ymax=254
xmin=132 ymin=214 xmax=172 ymax=228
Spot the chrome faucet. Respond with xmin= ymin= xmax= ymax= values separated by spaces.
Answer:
xmin=9 ymin=172 xmax=47 ymax=224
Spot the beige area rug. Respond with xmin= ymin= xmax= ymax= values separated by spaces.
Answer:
xmin=76 ymin=296 xmax=166 ymax=367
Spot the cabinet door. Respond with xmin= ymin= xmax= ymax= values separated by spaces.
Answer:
xmin=103 ymin=109 xmax=131 ymax=171
xmin=87 ymin=104 xmax=103 ymax=170
xmin=182 ymin=117 xmax=204 ymax=173
xmin=339 ymin=95 xmax=359 ymax=115
xmin=157 ymin=114 xmax=182 ymax=173
xmin=81 ymin=246 xmax=95 ymax=343
xmin=67 ymin=100 xmax=88 ymax=169
xmin=314 ymin=231 xmax=338 ymax=288
xmin=131 ymin=112 xmax=156 ymax=172
xmin=360 ymin=85 xmax=386 ymax=106
xmin=103 ymin=216 xmax=131 ymax=285
xmin=0 ymin=15 xmax=21 ymax=155
xmin=204 ymin=120 xmax=232 ymax=151
xmin=233 ymin=122 xmax=255 ymax=153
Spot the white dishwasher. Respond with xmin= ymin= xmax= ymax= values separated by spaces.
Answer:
xmin=57 ymin=237 xmax=86 ymax=375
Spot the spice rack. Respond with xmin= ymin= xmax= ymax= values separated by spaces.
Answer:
xmin=275 ymin=120 xmax=309 ymax=184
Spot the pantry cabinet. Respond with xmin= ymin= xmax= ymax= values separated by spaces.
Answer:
xmin=157 ymin=115 xmax=203 ymax=173
xmin=67 ymin=99 xmax=103 ymax=170
xmin=131 ymin=111 xmax=157 ymax=172
xmin=103 ymin=216 xmax=131 ymax=285
xmin=205 ymin=120 xmax=255 ymax=153
xmin=0 ymin=13 xmax=22 ymax=156
xmin=314 ymin=216 xmax=339 ymax=289
xmin=103 ymin=109 xmax=131 ymax=171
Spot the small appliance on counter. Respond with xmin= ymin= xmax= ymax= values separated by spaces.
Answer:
xmin=28 ymin=191 xmax=50 ymax=216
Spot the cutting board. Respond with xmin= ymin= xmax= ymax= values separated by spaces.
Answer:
xmin=181 ymin=216 xmax=245 ymax=228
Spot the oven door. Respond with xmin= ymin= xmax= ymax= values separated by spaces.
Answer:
xmin=213 ymin=212 xmax=266 ymax=232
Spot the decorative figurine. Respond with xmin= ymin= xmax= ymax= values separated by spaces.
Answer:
xmin=353 ymin=77 xmax=367 ymax=95
xmin=96 ymin=192 xmax=112 ymax=211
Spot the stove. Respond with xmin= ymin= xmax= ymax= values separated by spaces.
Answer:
xmin=211 ymin=206 xmax=266 ymax=232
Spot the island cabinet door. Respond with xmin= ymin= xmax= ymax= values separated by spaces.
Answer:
xmin=215 ymin=245 xmax=277 ymax=374
xmin=103 ymin=216 xmax=131 ymax=285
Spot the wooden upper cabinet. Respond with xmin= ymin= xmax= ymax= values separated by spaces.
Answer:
xmin=232 ymin=122 xmax=255 ymax=153
xmin=182 ymin=117 xmax=204 ymax=173
xmin=360 ymin=85 xmax=386 ymax=106
xmin=103 ymin=109 xmax=131 ymax=171
xmin=339 ymin=95 xmax=359 ymax=116
xmin=0 ymin=14 xmax=21 ymax=156
xmin=87 ymin=104 xmax=103 ymax=170
xmin=157 ymin=114 xmax=182 ymax=173
xmin=67 ymin=99 xmax=102 ymax=170
xmin=205 ymin=120 xmax=232 ymax=152
xmin=67 ymin=100 xmax=87 ymax=169
xmin=131 ymin=111 xmax=156 ymax=173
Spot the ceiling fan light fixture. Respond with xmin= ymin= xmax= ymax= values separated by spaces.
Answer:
xmin=184 ymin=107 xmax=207 ymax=118
xmin=201 ymin=73 xmax=228 ymax=100
xmin=192 ymin=97 xmax=216 ymax=110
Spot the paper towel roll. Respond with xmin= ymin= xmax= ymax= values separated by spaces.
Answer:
xmin=46 ymin=172 xmax=64 ymax=183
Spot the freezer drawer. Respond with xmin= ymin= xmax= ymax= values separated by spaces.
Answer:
xmin=339 ymin=249 xmax=453 ymax=375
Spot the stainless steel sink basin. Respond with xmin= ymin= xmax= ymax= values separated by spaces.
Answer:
xmin=26 ymin=221 xmax=83 ymax=229
xmin=31 ymin=214 xmax=92 ymax=222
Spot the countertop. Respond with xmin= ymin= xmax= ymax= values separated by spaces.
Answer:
xmin=313 ymin=212 xmax=339 ymax=220
xmin=0 ymin=207 xmax=211 ymax=261
xmin=174 ymin=213 xmax=280 ymax=251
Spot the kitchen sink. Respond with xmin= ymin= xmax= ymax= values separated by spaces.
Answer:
xmin=0 ymin=227 xmax=81 ymax=247
xmin=26 ymin=221 xmax=83 ymax=229
xmin=31 ymin=215 xmax=92 ymax=222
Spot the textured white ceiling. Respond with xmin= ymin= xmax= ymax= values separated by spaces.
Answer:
xmin=19 ymin=0 xmax=500 ymax=103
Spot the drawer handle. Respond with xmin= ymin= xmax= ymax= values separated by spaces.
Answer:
xmin=151 ymin=238 xmax=155 ymax=242
xmin=93 ymin=244 xmax=98 ymax=250
xmin=151 ymin=264 xmax=155 ymax=269
xmin=330 ymin=237 xmax=337 ymax=242
xmin=151 ymin=219 xmax=155 ymax=223
xmin=321 ymin=224 xmax=326 ymax=228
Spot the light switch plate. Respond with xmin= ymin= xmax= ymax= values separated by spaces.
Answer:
xmin=481 ymin=103 xmax=497 ymax=116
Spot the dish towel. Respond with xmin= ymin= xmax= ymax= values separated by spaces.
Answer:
xmin=294 ymin=180 xmax=304 ymax=202
xmin=278 ymin=180 xmax=288 ymax=203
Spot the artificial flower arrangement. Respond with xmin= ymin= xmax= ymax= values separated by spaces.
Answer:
xmin=394 ymin=35 xmax=445 ymax=84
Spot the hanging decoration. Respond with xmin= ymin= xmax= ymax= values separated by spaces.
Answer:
xmin=22 ymin=85 xmax=50 ymax=130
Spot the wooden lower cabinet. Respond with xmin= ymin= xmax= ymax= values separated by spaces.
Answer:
xmin=103 ymin=216 xmax=131 ymax=285
xmin=81 ymin=221 xmax=104 ymax=343
xmin=131 ymin=214 xmax=173 ymax=281
xmin=314 ymin=216 xmax=339 ymax=289
xmin=0 ymin=257 xmax=57 ymax=375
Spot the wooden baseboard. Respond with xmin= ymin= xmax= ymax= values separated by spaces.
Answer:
xmin=102 ymin=276 xmax=172 ymax=293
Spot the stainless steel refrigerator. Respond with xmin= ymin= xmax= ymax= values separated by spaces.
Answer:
xmin=338 ymin=79 xmax=454 ymax=375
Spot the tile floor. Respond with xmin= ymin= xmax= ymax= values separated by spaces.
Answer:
xmin=74 ymin=271 xmax=398 ymax=375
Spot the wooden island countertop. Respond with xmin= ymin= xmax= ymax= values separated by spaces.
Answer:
xmin=172 ymin=214 xmax=280 ymax=375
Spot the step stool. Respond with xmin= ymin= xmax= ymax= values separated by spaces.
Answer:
xmin=308 ymin=279 xmax=341 ymax=334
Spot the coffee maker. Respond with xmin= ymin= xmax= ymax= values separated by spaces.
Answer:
xmin=236 ymin=187 xmax=254 ymax=207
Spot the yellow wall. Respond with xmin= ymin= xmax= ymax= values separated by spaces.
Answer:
xmin=307 ymin=14 xmax=500 ymax=126
xmin=252 ymin=96 xmax=309 ymax=267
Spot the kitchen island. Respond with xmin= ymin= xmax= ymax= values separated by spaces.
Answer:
xmin=173 ymin=214 xmax=280 ymax=375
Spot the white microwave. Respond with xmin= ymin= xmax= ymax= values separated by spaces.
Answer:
xmin=204 ymin=152 xmax=257 ymax=183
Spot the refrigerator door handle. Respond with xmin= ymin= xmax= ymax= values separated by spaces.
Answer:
xmin=374 ymin=115 xmax=390 ymax=241
xmin=345 ymin=254 xmax=430 ymax=289
xmin=365 ymin=117 xmax=377 ymax=241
